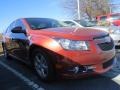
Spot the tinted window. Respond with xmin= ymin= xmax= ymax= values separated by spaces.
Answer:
xmin=100 ymin=16 xmax=107 ymax=21
xmin=26 ymin=18 xmax=66 ymax=30
xmin=111 ymin=14 xmax=120 ymax=20
xmin=75 ymin=20 xmax=96 ymax=27
xmin=63 ymin=21 xmax=77 ymax=27
xmin=12 ymin=19 xmax=27 ymax=39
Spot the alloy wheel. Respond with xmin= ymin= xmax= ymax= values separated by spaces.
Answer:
xmin=34 ymin=53 xmax=48 ymax=79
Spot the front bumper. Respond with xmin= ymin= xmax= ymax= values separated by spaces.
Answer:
xmin=55 ymin=56 xmax=116 ymax=78
xmin=53 ymin=39 xmax=116 ymax=78
xmin=47 ymin=35 xmax=116 ymax=78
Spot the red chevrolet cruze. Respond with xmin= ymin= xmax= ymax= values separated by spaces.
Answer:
xmin=2 ymin=18 xmax=116 ymax=81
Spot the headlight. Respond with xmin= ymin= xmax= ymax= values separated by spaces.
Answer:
xmin=109 ymin=29 xmax=120 ymax=34
xmin=56 ymin=39 xmax=89 ymax=50
xmin=113 ymin=29 xmax=120 ymax=34
xmin=109 ymin=26 xmax=120 ymax=34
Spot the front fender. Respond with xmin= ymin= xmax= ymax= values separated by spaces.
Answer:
xmin=30 ymin=35 xmax=63 ymax=53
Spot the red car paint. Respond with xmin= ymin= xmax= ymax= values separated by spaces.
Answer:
xmin=2 ymin=18 xmax=116 ymax=80
xmin=96 ymin=13 xmax=120 ymax=26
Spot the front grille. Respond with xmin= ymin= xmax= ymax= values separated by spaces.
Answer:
xmin=94 ymin=35 xmax=114 ymax=51
xmin=103 ymin=58 xmax=114 ymax=69
xmin=98 ymin=40 xmax=114 ymax=51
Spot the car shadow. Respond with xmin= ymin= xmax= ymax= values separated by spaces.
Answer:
xmin=45 ymin=75 xmax=120 ymax=90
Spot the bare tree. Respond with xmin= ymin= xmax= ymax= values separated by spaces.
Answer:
xmin=60 ymin=0 xmax=77 ymax=19
xmin=61 ymin=0 xmax=110 ymax=20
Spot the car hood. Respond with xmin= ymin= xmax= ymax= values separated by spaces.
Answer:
xmin=89 ymin=26 xmax=109 ymax=32
xmin=31 ymin=27 xmax=108 ymax=40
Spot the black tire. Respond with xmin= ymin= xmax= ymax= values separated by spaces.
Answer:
xmin=2 ymin=44 xmax=11 ymax=59
xmin=32 ymin=49 xmax=55 ymax=82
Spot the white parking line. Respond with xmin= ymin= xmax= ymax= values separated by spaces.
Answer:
xmin=112 ymin=74 xmax=120 ymax=85
xmin=0 ymin=61 xmax=45 ymax=90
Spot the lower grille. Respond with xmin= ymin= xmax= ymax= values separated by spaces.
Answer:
xmin=103 ymin=58 xmax=114 ymax=69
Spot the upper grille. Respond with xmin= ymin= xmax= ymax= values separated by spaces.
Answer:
xmin=98 ymin=40 xmax=114 ymax=51
xmin=94 ymin=35 xmax=114 ymax=51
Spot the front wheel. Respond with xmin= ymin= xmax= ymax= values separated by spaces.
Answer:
xmin=32 ymin=49 xmax=55 ymax=82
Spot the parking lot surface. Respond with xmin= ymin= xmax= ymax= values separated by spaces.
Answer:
xmin=0 ymin=53 xmax=120 ymax=90
xmin=0 ymin=61 xmax=33 ymax=90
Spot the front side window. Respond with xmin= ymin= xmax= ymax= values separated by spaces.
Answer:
xmin=15 ymin=19 xmax=26 ymax=30
xmin=26 ymin=18 xmax=66 ymax=30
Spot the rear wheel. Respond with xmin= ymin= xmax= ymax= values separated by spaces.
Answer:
xmin=32 ymin=49 xmax=55 ymax=82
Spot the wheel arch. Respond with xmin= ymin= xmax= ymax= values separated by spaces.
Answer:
xmin=29 ymin=44 xmax=57 ymax=65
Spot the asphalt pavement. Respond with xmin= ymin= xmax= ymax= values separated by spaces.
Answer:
xmin=0 ymin=53 xmax=120 ymax=90
xmin=0 ymin=61 xmax=33 ymax=90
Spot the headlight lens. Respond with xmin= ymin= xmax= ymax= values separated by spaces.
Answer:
xmin=56 ymin=39 xmax=89 ymax=50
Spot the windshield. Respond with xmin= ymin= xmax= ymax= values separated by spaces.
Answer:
xmin=75 ymin=20 xmax=96 ymax=27
xmin=26 ymin=18 xmax=66 ymax=30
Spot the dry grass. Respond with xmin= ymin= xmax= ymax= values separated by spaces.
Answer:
xmin=0 ymin=42 xmax=3 ymax=54
xmin=0 ymin=33 xmax=3 ymax=54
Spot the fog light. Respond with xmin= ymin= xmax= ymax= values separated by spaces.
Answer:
xmin=68 ymin=66 xmax=79 ymax=74
xmin=74 ymin=67 xmax=79 ymax=74
xmin=68 ymin=66 xmax=88 ymax=74
xmin=68 ymin=66 xmax=95 ymax=74
xmin=86 ymin=66 xmax=96 ymax=70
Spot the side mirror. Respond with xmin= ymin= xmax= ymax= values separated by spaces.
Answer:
xmin=11 ymin=27 xmax=26 ymax=34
